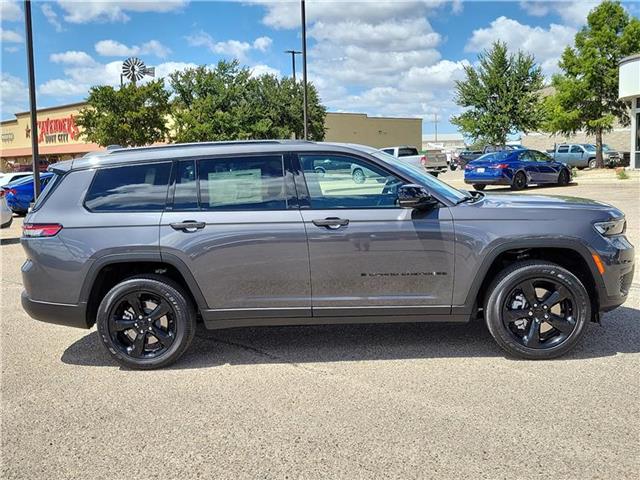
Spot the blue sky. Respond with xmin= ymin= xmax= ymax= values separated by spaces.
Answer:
xmin=1 ymin=1 xmax=638 ymax=134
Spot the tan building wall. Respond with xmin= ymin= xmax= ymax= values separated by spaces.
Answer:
xmin=324 ymin=112 xmax=422 ymax=149
xmin=0 ymin=102 xmax=100 ymax=170
xmin=521 ymin=126 xmax=632 ymax=153
xmin=1 ymin=104 xmax=423 ymax=171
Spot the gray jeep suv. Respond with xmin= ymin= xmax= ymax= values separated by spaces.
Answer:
xmin=21 ymin=141 xmax=634 ymax=369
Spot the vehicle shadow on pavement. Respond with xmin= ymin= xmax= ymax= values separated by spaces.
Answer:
xmin=61 ymin=306 xmax=640 ymax=369
xmin=0 ymin=237 xmax=21 ymax=246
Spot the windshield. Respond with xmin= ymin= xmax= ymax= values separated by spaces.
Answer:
xmin=367 ymin=148 xmax=468 ymax=203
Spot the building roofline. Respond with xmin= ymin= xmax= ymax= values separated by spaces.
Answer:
xmin=326 ymin=111 xmax=420 ymax=121
xmin=1 ymin=101 xmax=88 ymax=125
xmin=619 ymin=53 xmax=640 ymax=65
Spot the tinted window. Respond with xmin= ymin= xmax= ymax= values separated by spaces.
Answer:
xmin=532 ymin=151 xmax=550 ymax=162
xmin=381 ymin=149 xmax=395 ymax=155
xmin=518 ymin=151 xmax=534 ymax=162
xmin=557 ymin=146 xmax=569 ymax=153
xmin=198 ymin=155 xmax=286 ymax=210
xmin=85 ymin=162 xmax=171 ymax=211
xmin=569 ymin=146 xmax=583 ymax=153
xmin=173 ymin=160 xmax=198 ymax=210
xmin=300 ymin=154 xmax=403 ymax=209
xmin=398 ymin=147 xmax=419 ymax=157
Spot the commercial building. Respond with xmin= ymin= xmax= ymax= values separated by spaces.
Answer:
xmin=1 ymin=104 xmax=422 ymax=171
xmin=619 ymin=54 xmax=640 ymax=169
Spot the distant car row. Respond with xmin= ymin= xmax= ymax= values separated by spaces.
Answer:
xmin=0 ymin=172 xmax=54 ymax=219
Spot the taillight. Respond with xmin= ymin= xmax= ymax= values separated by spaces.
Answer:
xmin=420 ymin=155 xmax=427 ymax=166
xmin=22 ymin=223 xmax=63 ymax=238
xmin=3 ymin=188 xmax=16 ymax=196
xmin=493 ymin=163 xmax=509 ymax=169
xmin=464 ymin=164 xmax=474 ymax=170
xmin=0 ymin=190 xmax=4 ymax=198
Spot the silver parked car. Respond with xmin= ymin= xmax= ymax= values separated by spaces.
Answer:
xmin=20 ymin=141 xmax=634 ymax=369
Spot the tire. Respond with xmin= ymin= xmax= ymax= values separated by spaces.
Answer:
xmin=314 ymin=166 xmax=326 ymax=177
xmin=1 ymin=216 xmax=12 ymax=229
xmin=588 ymin=159 xmax=597 ymax=169
xmin=430 ymin=172 xmax=439 ymax=178
xmin=472 ymin=184 xmax=486 ymax=191
xmin=484 ymin=260 xmax=590 ymax=360
xmin=450 ymin=164 xmax=457 ymax=171
xmin=97 ymin=274 xmax=196 ymax=369
xmin=352 ymin=168 xmax=366 ymax=184
xmin=511 ymin=171 xmax=527 ymax=190
xmin=557 ymin=169 xmax=570 ymax=186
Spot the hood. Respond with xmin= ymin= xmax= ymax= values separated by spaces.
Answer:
xmin=479 ymin=193 xmax=622 ymax=215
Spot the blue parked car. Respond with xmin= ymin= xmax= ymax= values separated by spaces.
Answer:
xmin=464 ymin=149 xmax=571 ymax=191
xmin=2 ymin=172 xmax=54 ymax=215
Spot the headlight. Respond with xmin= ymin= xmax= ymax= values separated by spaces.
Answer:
xmin=594 ymin=218 xmax=626 ymax=236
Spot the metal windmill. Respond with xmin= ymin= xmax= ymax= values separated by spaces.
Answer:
xmin=120 ymin=57 xmax=155 ymax=86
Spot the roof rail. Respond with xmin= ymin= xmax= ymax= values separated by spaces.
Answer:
xmin=105 ymin=139 xmax=312 ymax=155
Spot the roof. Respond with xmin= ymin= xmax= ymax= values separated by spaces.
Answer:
xmin=57 ymin=140 xmax=378 ymax=171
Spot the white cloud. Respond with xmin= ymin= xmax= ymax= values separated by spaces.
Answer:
xmin=519 ymin=1 xmax=600 ymax=26
xmin=252 ymin=36 xmax=272 ymax=52
xmin=251 ymin=0 xmax=465 ymax=127
xmin=56 ymin=0 xmax=188 ymax=24
xmin=1 ymin=73 xmax=28 ymax=117
xmin=4 ymin=46 xmax=20 ymax=53
xmin=250 ymin=64 xmax=281 ymax=78
xmin=0 ymin=1 xmax=22 ymax=22
xmin=50 ymin=50 xmax=96 ymax=66
xmin=41 ymin=3 xmax=63 ymax=32
xmin=465 ymin=16 xmax=576 ymax=76
xmin=186 ymin=31 xmax=273 ymax=61
xmin=38 ymin=60 xmax=199 ymax=99
xmin=1 ymin=28 xmax=23 ymax=43
xmin=95 ymin=39 xmax=171 ymax=58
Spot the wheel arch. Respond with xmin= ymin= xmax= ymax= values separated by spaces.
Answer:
xmin=80 ymin=253 xmax=207 ymax=328
xmin=459 ymin=240 xmax=604 ymax=321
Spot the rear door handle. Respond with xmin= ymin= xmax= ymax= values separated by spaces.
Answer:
xmin=170 ymin=220 xmax=206 ymax=232
xmin=312 ymin=217 xmax=349 ymax=229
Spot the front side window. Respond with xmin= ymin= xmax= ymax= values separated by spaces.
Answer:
xmin=300 ymin=154 xmax=403 ymax=209
xmin=557 ymin=146 xmax=569 ymax=153
xmin=569 ymin=146 xmax=583 ymax=153
xmin=85 ymin=162 xmax=171 ymax=211
xmin=198 ymin=155 xmax=286 ymax=210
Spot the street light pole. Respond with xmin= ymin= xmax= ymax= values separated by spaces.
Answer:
xmin=285 ymin=50 xmax=301 ymax=83
xmin=301 ymin=0 xmax=309 ymax=140
xmin=24 ymin=0 xmax=40 ymax=198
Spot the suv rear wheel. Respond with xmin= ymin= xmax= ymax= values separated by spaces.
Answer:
xmin=97 ymin=275 xmax=196 ymax=369
xmin=484 ymin=261 xmax=590 ymax=359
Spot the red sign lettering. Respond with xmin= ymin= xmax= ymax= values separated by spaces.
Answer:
xmin=37 ymin=115 xmax=80 ymax=143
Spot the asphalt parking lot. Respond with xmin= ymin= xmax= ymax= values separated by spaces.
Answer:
xmin=1 ymin=169 xmax=639 ymax=479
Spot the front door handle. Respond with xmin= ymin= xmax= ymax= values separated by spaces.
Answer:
xmin=312 ymin=217 xmax=349 ymax=229
xmin=170 ymin=220 xmax=206 ymax=233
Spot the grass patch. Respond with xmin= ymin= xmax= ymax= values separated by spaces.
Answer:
xmin=616 ymin=168 xmax=629 ymax=180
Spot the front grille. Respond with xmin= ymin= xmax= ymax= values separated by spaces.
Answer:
xmin=620 ymin=271 xmax=633 ymax=295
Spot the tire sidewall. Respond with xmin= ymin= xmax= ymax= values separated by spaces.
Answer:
xmin=352 ymin=168 xmax=365 ymax=184
xmin=97 ymin=277 xmax=194 ymax=369
xmin=511 ymin=171 xmax=526 ymax=190
xmin=485 ymin=263 xmax=590 ymax=359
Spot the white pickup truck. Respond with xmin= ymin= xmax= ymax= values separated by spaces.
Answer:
xmin=380 ymin=146 xmax=448 ymax=177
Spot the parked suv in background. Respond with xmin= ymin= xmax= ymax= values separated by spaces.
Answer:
xmin=551 ymin=143 xmax=622 ymax=169
xmin=21 ymin=141 xmax=634 ymax=369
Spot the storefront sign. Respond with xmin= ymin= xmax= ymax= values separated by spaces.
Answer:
xmin=37 ymin=115 xmax=80 ymax=144
xmin=1 ymin=133 xmax=14 ymax=143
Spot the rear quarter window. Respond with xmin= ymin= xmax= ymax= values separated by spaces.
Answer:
xmin=85 ymin=162 xmax=171 ymax=212
xmin=398 ymin=147 xmax=419 ymax=157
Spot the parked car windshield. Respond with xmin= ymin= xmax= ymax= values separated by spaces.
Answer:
xmin=367 ymin=148 xmax=468 ymax=203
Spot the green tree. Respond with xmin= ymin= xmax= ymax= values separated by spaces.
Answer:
xmin=452 ymin=41 xmax=545 ymax=146
xmin=169 ymin=60 xmax=325 ymax=142
xmin=544 ymin=1 xmax=640 ymax=167
xmin=76 ymin=80 xmax=171 ymax=147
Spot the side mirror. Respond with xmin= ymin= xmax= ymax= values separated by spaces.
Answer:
xmin=397 ymin=184 xmax=437 ymax=209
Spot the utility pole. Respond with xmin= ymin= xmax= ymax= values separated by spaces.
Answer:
xmin=301 ymin=0 xmax=309 ymax=140
xmin=285 ymin=50 xmax=301 ymax=83
xmin=24 ymin=0 xmax=40 ymax=198
xmin=433 ymin=113 xmax=439 ymax=143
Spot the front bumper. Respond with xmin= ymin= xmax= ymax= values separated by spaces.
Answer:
xmin=21 ymin=291 xmax=89 ymax=329
xmin=595 ymin=236 xmax=635 ymax=312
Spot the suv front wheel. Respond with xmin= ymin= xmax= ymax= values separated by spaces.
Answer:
xmin=484 ymin=261 xmax=590 ymax=359
xmin=97 ymin=275 xmax=196 ymax=369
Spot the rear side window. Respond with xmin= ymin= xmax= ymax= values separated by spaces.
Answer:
xmin=398 ymin=147 xmax=419 ymax=157
xmin=85 ymin=162 xmax=171 ymax=211
xmin=32 ymin=174 xmax=61 ymax=212
xmin=557 ymin=146 xmax=569 ymax=153
xmin=198 ymin=155 xmax=286 ymax=210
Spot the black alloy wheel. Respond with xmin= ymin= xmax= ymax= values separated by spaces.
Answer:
xmin=107 ymin=290 xmax=176 ymax=359
xmin=97 ymin=275 xmax=195 ymax=369
xmin=511 ymin=171 xmax=527 ymax=190
xmin=484 ymin=261 xmax=590 ymax=359
xmin=501 ymin=279 xmax=577 ymax=349
xmin=557 ymin=169 xmax=570 ymax=186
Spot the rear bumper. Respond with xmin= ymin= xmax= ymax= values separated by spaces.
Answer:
xmin=21 ymin=291 xmax=89 ymax=329
xmin=464 ymin=169 xmax=511 ymax=185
